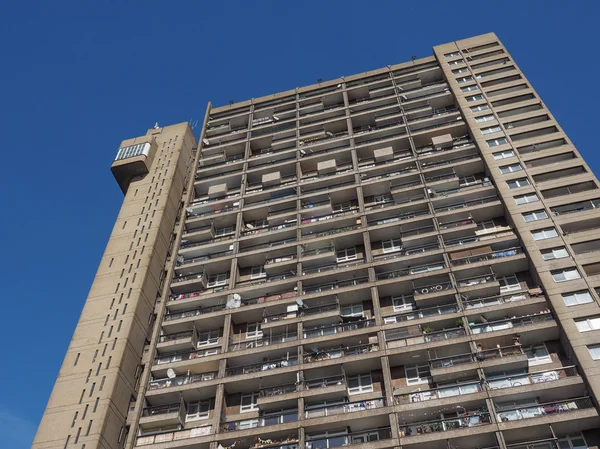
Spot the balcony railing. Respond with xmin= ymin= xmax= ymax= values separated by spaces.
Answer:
xmin=142 ymin=402 xmax=182 ymax=418
xmin=221 ymin=410 xmax=299 ymax=432
xmin=302 ymin=258 xmax=365 ymax=275
xmin=301 ymin=245 xmax=334 ymax=257
xmin=399 ymin=411 xmax=491 ymax=437
xmin=385 ymin=327 xmax=465 ymax=346
xmin=373 ymin=243 xmax=440 ymax=262
xmin=303 ymin=276 xmax=369 ymax=294
xmin=148 ymin=371 xmax=218 ymax=390
xmin=236 ymin=272 xmax=296 ymax=287
xmin=306 ymin=428 xmax=393 ymax=449
xmin=154 ymin=347 xmax=222 ymax=365
xmin=384 ymin=302 xmax=459 ymax=323
xmin=429 ymin=345 xmax=524 ymax=369
xmin=305 ymin=374 xmax=346 ymax=389
xmin=414 ymin=280 xmax=453 ymax=296
xmin=376 ymin=262 xmax=446 ymax=281
xmin=506 ymin=439 xmax=559 ymax=449
xmin=470 ymin=312 xmax=553 ymax=334
xmin=367 ymin=208 xmax=430 ymax=226
xmin=487 ymin=365 xmax=578 ymax=390
xmin=304 ymin=342 xmax=379 ymax=363
xmin=462 ymin=291 xmax=531 ymax=310
xmin=456 ymin=273 xmax=496 ymax=288
xmin=229 ymin=332 xmax=298 ymax=351
xmin=395 ymin=379 xmax=483 ymax=404
xmin=496 ymin=397 xmax=593 ymax=422
xmin=305 ymin=398 xmax=385 ymax=418
xmin=226 ymin=356 xmax=298 ymax=376
xmin=434 ymin=195 xmax=499 ymax=212
xmin=304 ymin=318 xmax=375 ymax=338
xmin=421 ymin=153 xmax=479 ymax=170
xmin=451 ymin=247 xmax=523 ymax=265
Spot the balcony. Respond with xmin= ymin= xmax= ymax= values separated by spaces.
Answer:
xmin=495 ymin=397 xmax=594 ymax=423
xmin=221 ymin=409 xmax=298 ymax=432
xmin=304 ymin=342 xmax=379 ymax=363
xmin=486 ymin=365 xmax=578 ymax=390
xmin=373 ymin=243 xmax=440 ymax=262
xmin=383 ymin=302 xmax=459 ymax=324
xmin=148 ymin=371 xmax=218 ymax=391
xmin=433 ymin=195 xmax=499 ymax=213
xmin=303 ymin=318 xmax=375 ymax=338
xmin=461 ymin=290 xmax=539 ymax=310
xmin=302 ymin=258 xmax=365 ymax=276
xmin=306 ymin=428 xmax=393 ymax=449
xmin=229 ymin=331 xmax=298 ymax=352
xmin=226 ymin=356 xmax=298 ymax=377
xmin=305 ymin=398 xmax=385 ymax=419
xmin=135 ymin=424 xmax=212 ymax=446
xmin=154 ymin=347 xmax=222 ymax=366
xmin=450 ymin=247 xmax=523 ymax=266
xmin=395 ymin=379 xmax=483 ymax=405
xmin=399 ymin=410 xmax=491 ymax=438
xmin=385 ymin=327 xmax=466 ymax=348
xmin=303 ymin=276 xmax=369 ymax=294
xmin=376 ymin=261 xmax=446 ymax=281
xmin=552 ymin=199 xmax=600 ymax=217
xmin=469 ymin=312 xmax=554 ymax=335
xmin=139 ymin=401 xmax=185 ymax=429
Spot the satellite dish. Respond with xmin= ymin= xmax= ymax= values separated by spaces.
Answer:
xmin=233 ymin=293 xmax=241 ymax=300
xmin=167 ymin=368 xmax=176 ymax=379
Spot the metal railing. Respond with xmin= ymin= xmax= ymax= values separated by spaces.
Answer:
xmin=385 ymin=327 xmax=466 ymax=346
xmin=414 ymin=280 xmax=453 ymax=296
xmin=395 ymin=380 xmax=483 ymax=404
xmin=302 ymin=258 xmax=364 ymax=275
xmin=470 ymin=312 xmax=553 ymax=334
xmin=148 ymin=371 xmax=217 ymax=390
xmin=429 ymin=345 xmax=524 ymax=369
xmin=304 ymin=343 xmax=379 ymax=363
xmin=399 ymin=411 xmax=491 ymax=437
xmin=141 ymin=402 xmax=182 ymax=417
xmin=487 ymin=365 xmax=578 ymax=390
xmin=303 ymin=318 xmax=375 ymax=338
xmin=229 ymin=332 xmax=298 ymax=351
xmin=383 ymin=302 xmax=459 ymax=323
xmin=301 ymin=245 xmax=335 ymax=257
xmin=154 ymin=348 xmax=221 ymax=366
xmin=221 ymin=410 xmax=299 ymax=432
xmin=434 ymin=195 xmax=499 ymax=212
xmin=305 ymin=398 xmax=385 ymax=418
xmin=376 ymin=262 xmax=446 ymax=281
xmin=306 ymin=428 xmax=392 ymax=449
xmin=226 ymin=356 xmax=298 ymax=376
xmin=303 ymin=276 xmax=369 ymax=294
xmin=496 ymin=397 xmax=593 ymax=422
xmin=462 ymin=291 xmax=531 ymax=310
xmin=305 ymin=374 xmax=346 ymax=389
xmin=451 ymin=247 xmax=522 ymax=265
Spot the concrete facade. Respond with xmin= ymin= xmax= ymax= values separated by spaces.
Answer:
xmin=33 ymin=33 xmax=600 ymax=449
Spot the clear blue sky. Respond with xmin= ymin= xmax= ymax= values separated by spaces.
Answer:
xmin=1 ymin=1 xmax=599 ymax=447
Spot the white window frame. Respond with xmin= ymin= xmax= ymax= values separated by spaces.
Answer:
xmin=522 ymin=210 xmax=548 ymax=222
xmin=524 ymin=343 xmax=552 ymax=366
xmin=499 ymin=274 xmax=521 ymax=292
xmin=541 ymin=247 xmax=569 ymax=261
xmin=588 ymin=344 xmax=600 ymax=360
xmin=207 ymin=272 xmax=227 ymax=287
xmin=214 ymin=226 xmax=234 ymax=237
xmin=507 ymin=178 xmax=530 ymax=189
xmin=500 ymin=164 xmax=523 ymax=174
xmin=197 ymin=329 xmax=219 ymax=347
xmin=246 ymin=322 xmax=262 ymax=339
xmin=532 ymin=227 xmax=559 ymax=241
xmin=250 ymin=266 xmax=266 ymax=279
xmin=447 ymin=60 xmax=463 ymax=66
xmin=493 ymin=150 xmax=515 ymax=160
xmin=456 ymin=76 xmax=473 ymax=83
xmin=186 ymin=400 xmax=211 ymax=422
xmin=461 ymin=85 xmax=480 ymax=92
xmin=382 ymin=239 xmax=402 ymax=253
xmin=452 ymin=68 xmax=469 ymax=74
xmin=551 ymin=268 xmax=581 ymax=283
xmin=481 ymin=126 xmax=501 ymax=135
xmin=374 ymin=194 xmax=392 ymax=204
xmin=562 ymin=290 xmax=594 ymax=306
xmin=515 ymin=193 xmax=539 ymax=205
xmin=444 ymin=51 xmax=461 ymax=58
xmin=337 ymin=247 xmax=357 ymax=262
xmin=341 ymin=303 xmax=363 ymax=317
xmin=240 ymin=392 xmax=259 ymax=413
xmin=476 ymin=114 xmax=495 ymax=123
xmin=392 ymin=294 xmax=415 ymax=312
xmin=558 ymin=433 xmax=589 ymax=449
xmin=575 ymin=316 xmax=600 ymax=332
xmin=470 ymin=104 xmax=490 ymax=112
xmin=466 ymin=94 xmax=484 ymax=102
xmin=405 ymin=364 xmax=431 ymax=385
xmin=347 ymin=373 xmax=374 ymax=395
xmin=487 ymin=137 xmax=508 ymax=147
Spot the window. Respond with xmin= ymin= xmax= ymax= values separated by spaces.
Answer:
xmin=488 ymin=137 xmax=508 ymax=147
xmin=475 ymin=114 xmax=495 ymax=123
xmin=466 ymin=94 xmax=484 ymax=102
xmin=246 ymin=323 xmax=262 ymax=338
xmin=405 ymin=364 xmax=431 ymax=385
xmin=215 ymin=226 xmax=234 ymax=236
xmin=481 ymin=126 xmax=502 ymax=135
xmin=576 ymin=316 xmax=600 ymax=332
xmin=461 ymin=85 xmax=480 ymax=92
xmin=186 ymin=400 xmax=210 ymax=421
xmin=499 ymin=274 xmax=520 ymax=292
xmin=240 ymin=392 xmax=259 ymax=412
xmin=558 ymin=433 xmax=589 ymax=449
xmin=347 ymin=374 xmax=373 ymax=394
xmin=524 ymin=343 xmax=552 ymax=366
xmin=393 ymin=294 xmax=415 ymax=312
xmin=382 ymin=239 xmax=402 ymax=253
xmin=588 ymin=344 xmax=600 ymax=360
xmin=562 ymin=290 xmax=594 ymax=306
xmin=447 ymin=60 xmax=463 ymax=66
xmin=207 ymin=273 xmax=227 ymax=287
xmin=551 ymin=268 xmax=581 ymax=283
xmin=444 ymin=51 xmax=461 ymax=58
xmin=500 ymin=163 xmax=522 ymax=174
xmin=470 ymin=104 xmax=490 ymax=112
xmin=337 ymin=247 xmax=357 ymax=262
xmin=541 ymin=247 xmax=569 ymax=260
xmin=507 ymin=178 xmax=530 ymax=189
xmin=456 ymin=76 xmax=473 ymax=83
xmin=515 ymin=193 xmax=539 ymax=205
xmin=452 ymin=68 xmax=469 ymax=74
xmin=341 ymin=303 xmax=363 ymax=317
xmin=197 ymin=330 xmax=219 ymax=346
xmin=250 ymin=266 xmax=266 ymax=279
xmin=374 ymin=194 xmax=392 ymax=204
xmin=532 ymin=227 xmax=558 ymax=241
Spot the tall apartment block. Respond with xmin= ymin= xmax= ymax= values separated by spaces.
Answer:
xmin=32 ymin=33 xmax=600 ymax=449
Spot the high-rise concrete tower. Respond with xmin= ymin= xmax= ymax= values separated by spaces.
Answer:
xmin=33 ymin=33 xmax=600 ymax=449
